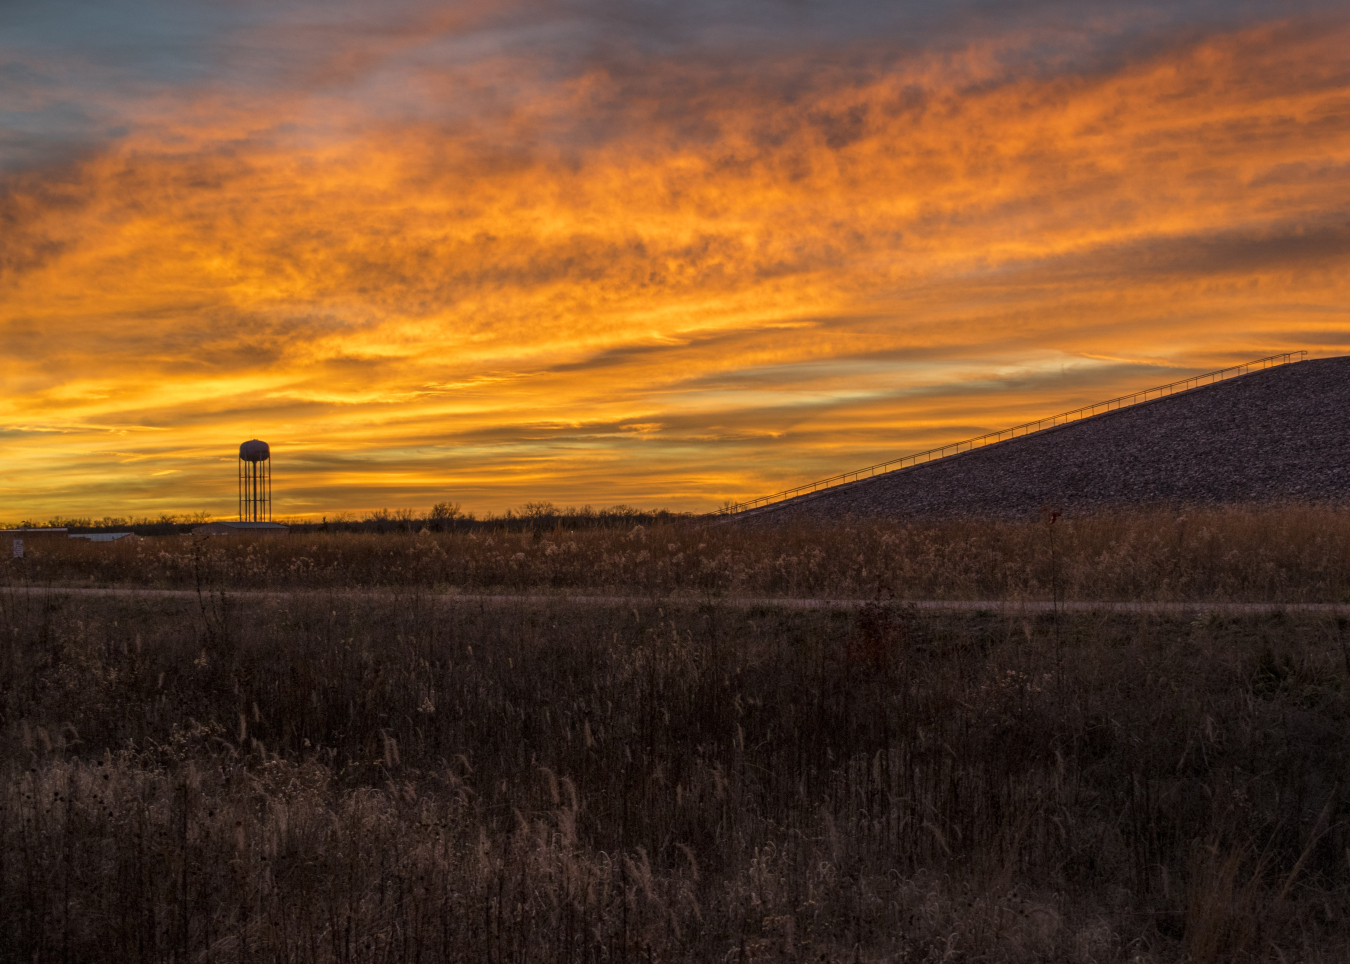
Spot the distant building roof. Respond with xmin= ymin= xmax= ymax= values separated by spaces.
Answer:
xmin=192 ymin=521 xmax=289 ymax=536
xmin=1 ymin=528 xmax=69 ymax=536
xmin=69 ymin=532 xmax=137 ymax=542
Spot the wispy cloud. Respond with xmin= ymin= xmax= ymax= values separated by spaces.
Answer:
xmin=2 ymin=5 xmax=1348 ymax=517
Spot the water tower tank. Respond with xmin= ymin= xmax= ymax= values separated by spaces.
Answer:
xmin=238 ymin=439 xmax=272 ymax=521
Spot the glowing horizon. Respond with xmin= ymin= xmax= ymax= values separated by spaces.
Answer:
xmin=3 ymin=2 xmax=1349 ymax=520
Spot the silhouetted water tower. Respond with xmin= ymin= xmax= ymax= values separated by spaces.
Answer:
xmin=238 ymin=439 xmax=272 ymax=522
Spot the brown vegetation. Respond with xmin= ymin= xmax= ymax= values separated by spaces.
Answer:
xmin=2 ymin=506 xmax=1349 ymax=961
xmin=10 ymin=504 xmax=1350 ymax=603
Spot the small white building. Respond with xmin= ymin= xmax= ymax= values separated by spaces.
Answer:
xmin=2 ymin=528 xmax=67 ymax=558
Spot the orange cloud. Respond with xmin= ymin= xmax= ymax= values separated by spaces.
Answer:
xmin=2 ymin=19 xmax=1349 ymax=518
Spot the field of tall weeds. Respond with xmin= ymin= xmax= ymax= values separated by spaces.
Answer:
xmin=11 ymin=504 xmax=1350 ymax=602
xmin=1 ymin=505 xmax=1349 ymax=961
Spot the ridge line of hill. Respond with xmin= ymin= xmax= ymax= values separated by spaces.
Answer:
xmin=724 ymin=352 xmax=1305 ymax=517
xmin=732 ymin=353 xmax=1350 ymax=521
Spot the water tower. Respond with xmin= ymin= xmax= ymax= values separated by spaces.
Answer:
xmin=238 ymin=439 xmax=272 ymax=522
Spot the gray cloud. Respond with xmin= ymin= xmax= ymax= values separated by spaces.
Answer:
xmin=8 ymin=0 xmax=1348 ymax=166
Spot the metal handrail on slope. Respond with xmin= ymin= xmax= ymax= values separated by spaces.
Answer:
xmin=719 ymin=351 xmax=1308 ymax=516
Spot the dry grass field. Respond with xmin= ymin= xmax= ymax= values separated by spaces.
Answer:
xmin=2 ymin=505 xmax=1349 ymax=962
xmin=13 ymin=503 xmax=1350 ymax=602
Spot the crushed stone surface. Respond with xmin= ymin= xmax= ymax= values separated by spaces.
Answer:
xmin=738 ymin=355 xmax=1350 ymax=521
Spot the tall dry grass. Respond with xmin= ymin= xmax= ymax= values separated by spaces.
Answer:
xmin=9 ymin=504 xmax=1350 ymax=602
xmin=1 ymin=570 xmax=1348 ymax=961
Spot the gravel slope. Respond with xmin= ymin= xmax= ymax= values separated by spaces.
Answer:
xmin=741 ymin=355 xmax=1350 ymax=521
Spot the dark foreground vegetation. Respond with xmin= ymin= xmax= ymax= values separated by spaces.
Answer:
xmin=2 ymin=506 xmax=1349 ymax=962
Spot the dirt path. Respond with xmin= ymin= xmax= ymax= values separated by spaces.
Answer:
xmin=5 ymin=585 xmax=1349 ymax=614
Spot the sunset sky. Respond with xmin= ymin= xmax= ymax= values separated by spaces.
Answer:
xmin=3 ymin=0 xmax=1349 ymax=520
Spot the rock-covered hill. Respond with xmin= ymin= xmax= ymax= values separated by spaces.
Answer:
xmin=739 ymin=355 xmax=1350 ymax=521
